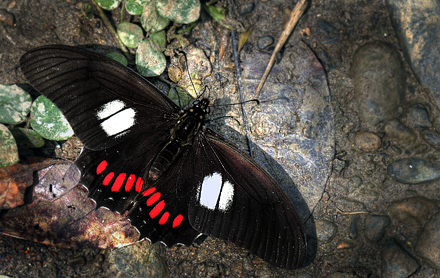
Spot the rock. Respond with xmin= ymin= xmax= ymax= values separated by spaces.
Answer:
xmin=257 ymin=36 xmax=274 ymax=49
xmin=355 ymin=132 xmax=381 ymax=152
xmin=386 ymin=0 xmax=440 ymax=110
xmin=238 ymin=3 xmax=255 ymax=15
xmin=403 ymin=103 xmax=432 ymax=128
xmin=364 ymin=215 xmax=391 ymax=242
xmin=387 ymin=158 xmax=440 ymax=184
xmin=352 ymin=41 xmax=405 ymax=129
xmin=388 ymin=196 xmax=438 ymax=225
xmin=384 ymin=119 xmax=416 ymax=144
xmin=416 ymin=211 xmax=440 ymax=269
xmin=382 ymin=240 xmax=419 ymax=278
xmin=316 ymin=220 xmax=338 ymax=242
xmin=421 ymin=130 xmax=440 ymax=150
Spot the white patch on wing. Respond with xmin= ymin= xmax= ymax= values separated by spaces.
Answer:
xmin=96 ymin=100 xmax=126 ymax=120
xmin=100 ymin=108 xmax=136 ymax=136
xmin=198 ymin=172 xmax=234 ymax=212
xmin=218 ymin=180 xmax=234 ymax=210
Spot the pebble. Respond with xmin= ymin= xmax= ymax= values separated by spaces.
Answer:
xmin=386 ymin=0 xmax=440 ymax=110
xmin=388 ymin=196 xmax=437 ymax=225
xmin=381 ymin=240 xmax=419 ymax=277
xmin=421 ymin=130 xmax=440 ymax=150
xmin=416 ymin=211 xmax=440 ymax=269
xmin=352 ymin=41 xmax=405 ymax=129
xmin=257 ymin=36 xmax=274 ymax=49
xmin=364 ymin=215 xmax=390 ymax=242
xmin=403 ymin=103 xmax=432 ymax=128
xmin=387 ymin=157 xmax=440 ymax=184
xmin=349 ymin=215 xmax=360 ymax=239
xmin=238 ymin=3 xmax=255 ymax=15
xmin=384 ymin=119 xmax=416 ymax=144
xmin=347 ymin=176 xmax=362 ymax=193
xmin=316 ymin=220 xmax=338 ymax=242
xmin=355 ymin=132 xmax=381 ymax=152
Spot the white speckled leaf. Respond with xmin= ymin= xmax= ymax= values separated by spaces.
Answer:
xmin=136 ymin=40 xmax=166 ymax=77
xmin=95 ymin=0 xmax=122 ymax=10
xmin=125 ymin=0 xmax=147 ymax=15
xmin=117 ymin=22 xmax=144 ymax=48
xmin=0 ymin=84 xmax=32 ymax=124
xmin=0 ymin=124 xmax=19 ymax=167
xmin=30 ymin=96 xmax=73 ymax=141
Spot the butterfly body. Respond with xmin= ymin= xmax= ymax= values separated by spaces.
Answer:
xmin=20 ymin=45 xmax=306 ymax=269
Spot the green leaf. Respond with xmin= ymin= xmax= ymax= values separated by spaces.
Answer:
xmin=141 ymin=0 xmax=170 ymax=33
xmin=204 ymin=5 xmax=225 ymax=23
xmin=106 ymin=52 xmax=128 ymax=66
xmin=30 ymin=96 xmax=74 ymax=141
xmin=149 ymin=31 xmax=166 ymax=49
xmin=125 ymin=0 xmax=147 ymax=15
xmin=0 ymin=124 xmax=19 ymax=167
xmin=0 ymin=84 xmax=32 ymax=124
xmin=95 ymin=0 xmax=122 ymax=10
xmin=117 ymin=22 xmax=144 ymax=48
xmin=136 ymin=40 xmax=167 ymax=77
xmin=10 ymin=127 xmax=45 ymax=148
xmin=168 ymin=88 xmax=190 ymax=107
xmin=157 ymin=0 xmax=201 ymax=24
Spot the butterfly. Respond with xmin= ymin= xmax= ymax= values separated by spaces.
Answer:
xmin=20 ymin=45 xmax=306 ymax=269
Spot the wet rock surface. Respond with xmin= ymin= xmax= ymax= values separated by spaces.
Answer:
xmin=386 ymin=0 xmax=440 ymax=109
xmin=1 ymin=0 xmax=440 ymax=277
xmin=352 ymin=41 xmax=405 ymax=130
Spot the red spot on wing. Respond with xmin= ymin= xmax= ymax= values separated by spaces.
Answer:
xmin=135 ymin=177 xmax=143 ymax=192
xmin=159 ymin=212 xmax=169 ymax=225
xmin=125 ymin=174 xmax=135 ymax=191
xmin=96 ymin=160 xmax=108 ymax=174
xmin=111 ymin=173 xmax=126 ymax=192
xmin=149 ymin=200 xmax=165 ymax=218
xmin=142 ymin=187 xmax=156 ymax=197
xmin=146 ymin=192 xmax=161 ymax=206
xmin=172 ymin=215 xmax=184 ymax=228
xmin=103 ymin=172 xmax=114 ymax=186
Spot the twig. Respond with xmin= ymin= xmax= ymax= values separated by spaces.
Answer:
xmin=254 ymin=0 xmax=308 ymax=99
xmin=92 ymin=1 xmax=129 ymax=56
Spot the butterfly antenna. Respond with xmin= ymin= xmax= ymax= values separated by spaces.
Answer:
xmin=229 ymin=19 xmax=255 ymax=157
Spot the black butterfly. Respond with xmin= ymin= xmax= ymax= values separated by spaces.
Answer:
xmin=20 ymin=45 xmax=306 ymax=269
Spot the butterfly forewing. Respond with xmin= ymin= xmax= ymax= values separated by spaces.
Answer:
xmin=20 ymin=45 xmax=180 ymax=151
xmin=20 ymin=45 xmax=307 ymax=270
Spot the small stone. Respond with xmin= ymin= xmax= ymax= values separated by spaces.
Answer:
xmin=352 ymin=41 xmax=405 ymax=129
xmin=238 ymin=3 xmax=255 ymax=15
xmin=421 ymin=130 xmax=440 ymax=150
xmin=347 ymin=176 xmax=362 ymax=193
xmin=364 ymin=215 xmax=390 ymax=242
xmin=349 ymin=215 xmax=360 ymax=239
xmin=403 ymin=103 xmax=432 ymax=128
xmin=258 ymin=36 xmax=274 ymax=49
xmin=355 ymin=132 xmax=381 ymax=152
xmin=388 ymin=196 xmax=438 ymax=225
xmin=384 ymin=119 xmax=416 ymax=144
xmin=416 ymin=211 xmax=440 ymax=269
xmin=316 ymin=220 xmax=338 ymax=242
xmin=387 ymin=157 xmax=440 ymax=184
xmin=382 ymin=240 xmax=419 ymax=277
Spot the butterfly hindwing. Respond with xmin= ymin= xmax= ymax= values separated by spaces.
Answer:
xmin=186 ymin=129 xmax=306 ymax=269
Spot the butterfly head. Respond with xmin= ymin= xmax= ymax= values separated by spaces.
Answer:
xmin=191 ymin=98 xmax=210 ymax=117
